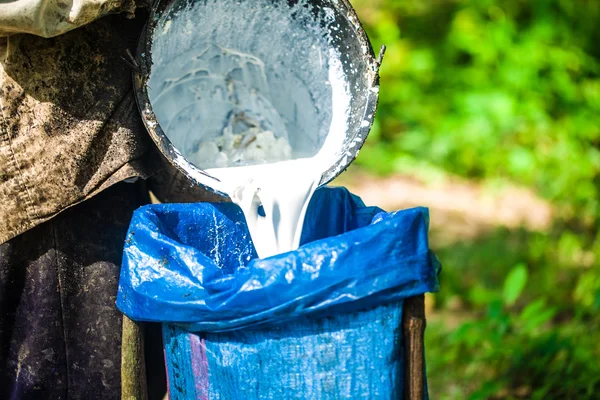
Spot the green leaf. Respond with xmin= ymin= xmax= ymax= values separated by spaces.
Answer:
xmin=503 ymin=263 xmax=528 ymax=305
xmin=525 ymin=308 xmax=557 ymax=331
xmin=519 ymin=298 xmax=547 ymax=321
xmin=518 ymin=297 xmax=556 ymax=331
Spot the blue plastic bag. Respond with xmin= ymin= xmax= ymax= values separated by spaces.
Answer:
xmin=116 ymin=187 xmax=440 ymax=331
xmin=116 ymin=186 xmax=440 ymax=399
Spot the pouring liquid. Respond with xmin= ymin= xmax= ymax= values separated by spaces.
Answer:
xmin=207 ymin=159 xmax=322 ymax=258
xmin=147 ymin=0 xmax=352 ymax=258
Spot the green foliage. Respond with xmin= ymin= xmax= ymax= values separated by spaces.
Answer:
xmin=353 ymin=0 xmax=600 ymax=222
xmin=502 ymin=264 xmax=528 ymax=306
xmin=349 ymin=0 xmax=600 ymax=398
xmin=426 ymin=225 xmax=600 ymax=398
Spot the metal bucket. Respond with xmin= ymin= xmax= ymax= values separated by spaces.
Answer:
xmin=133 ymin=0 xmax=383 ymax=197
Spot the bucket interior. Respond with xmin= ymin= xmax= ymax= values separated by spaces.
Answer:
xmin=145 ymin=0 xmax=378 ymax=180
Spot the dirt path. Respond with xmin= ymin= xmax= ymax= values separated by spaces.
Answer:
xmin=333 ymin=167 xmax=553 ymax=246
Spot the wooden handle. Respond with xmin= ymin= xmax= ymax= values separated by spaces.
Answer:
xmin=403 ymin=295 xmax=426 ymax=400
xmin=122 ymin=316 xmax=149 ymax=400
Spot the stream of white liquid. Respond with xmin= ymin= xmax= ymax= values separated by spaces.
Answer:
xmin=206 ymin=158 xmax=323 ymax=258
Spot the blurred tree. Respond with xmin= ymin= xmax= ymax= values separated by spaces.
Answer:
xmin=349 ymin=0 xmax=600 ymax=398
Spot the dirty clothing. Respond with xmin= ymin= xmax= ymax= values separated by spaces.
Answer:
xmin=0 ymin=2 xmax=223 ymax=396
xmin=0 ymin=9 xmax=159 ymax=245
xmin=0 ymin=0 xmax=139 ymax=38
xmin=0 ymin=2 xmax=173 ymax=398
xmin=0 ymin=182 xmax=167 ymax=400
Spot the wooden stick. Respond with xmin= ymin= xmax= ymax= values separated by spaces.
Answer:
xmin=121 ymin=316 xmax=149 ymax=400
xmin=403 ymin=295 xmax=426 ymax=400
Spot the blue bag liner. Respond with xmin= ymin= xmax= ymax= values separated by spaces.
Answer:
xmin=117 ymin=187 xmax=440 ymax=330
xmin=116 ymin=186 xmax=440 ymax=399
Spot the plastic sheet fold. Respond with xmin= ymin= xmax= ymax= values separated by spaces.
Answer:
xmin=116 ymin=187 xmax=440 ymax=332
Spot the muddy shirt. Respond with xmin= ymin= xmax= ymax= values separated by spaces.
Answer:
xmin=0 ymin=3 xmax=161 ymax=244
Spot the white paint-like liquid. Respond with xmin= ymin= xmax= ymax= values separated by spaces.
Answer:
xmin=206 ymin=159 xmax=322 ymax=258
xmin=147 ymin=0 xmax=353 ymax=258
xmin=199 ymin=50 xmax=351 ymax=258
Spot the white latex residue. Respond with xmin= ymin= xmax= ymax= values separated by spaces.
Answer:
xmin=193 ymin=128 xmax=292 ymax=169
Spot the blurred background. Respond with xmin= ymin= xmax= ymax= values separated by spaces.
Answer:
xmin=335 ymin=0 xmax=600 ymax=398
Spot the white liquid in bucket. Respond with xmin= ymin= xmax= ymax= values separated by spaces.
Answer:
xmin=148 ymin=0 xmax=352 ymax=258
